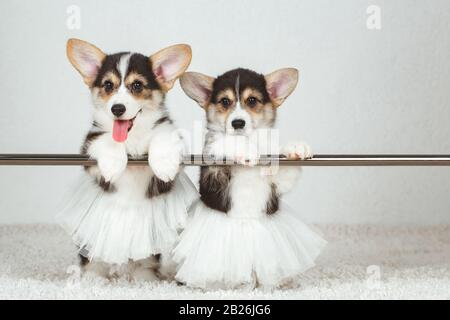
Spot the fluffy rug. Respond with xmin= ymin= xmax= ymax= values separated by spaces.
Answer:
xmin=0 ymin=224 xmax=448 ymax=300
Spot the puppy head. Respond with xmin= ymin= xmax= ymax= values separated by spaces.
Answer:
xmin=180 ymin=68 xmax=298 ymax=135
xmin=67 ymin=39 xmax=191 ymax=142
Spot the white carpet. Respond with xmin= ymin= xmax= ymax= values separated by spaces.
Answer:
xmin=0 ymin=224 xmax=449 ymax=300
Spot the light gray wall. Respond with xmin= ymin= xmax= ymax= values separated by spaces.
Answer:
xmin=1 ymin=0 xmax=450 ymax=225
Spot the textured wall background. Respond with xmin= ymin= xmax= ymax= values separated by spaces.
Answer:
xmin=1 ymin=0 xmax=450 ymax=225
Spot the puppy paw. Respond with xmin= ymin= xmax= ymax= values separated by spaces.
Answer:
xmin=237 ymin=154 xmax=259 ymax=166
xmin=149 ymin=140 xmax=182 ymax=182
xmin=97 ymin=153 xmax=128 ymax=182
xmin=282 ymin=142 xmax=313 ymax=160
xmin=150 ymin=157 xmax=180 ymax=182
xmin=234 ymin=154 xmax=247 ymax=165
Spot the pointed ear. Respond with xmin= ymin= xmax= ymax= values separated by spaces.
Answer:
xmin=66 ymin=38 xmax=105 ymax=87
xmin=179 ymin=72 xmax=215 ymax=108
xmin=265 ymin=68 xmax=299 ymax=107
xmin=150 ymin=44 xmax=192 ymax=92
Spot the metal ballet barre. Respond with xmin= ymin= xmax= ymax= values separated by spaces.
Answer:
xmin=0 ymin=154 xmax=450 ymax=166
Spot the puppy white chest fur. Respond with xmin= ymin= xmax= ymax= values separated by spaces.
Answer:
xmin=113 ymin=167 xmax=152 ymax=201
xmin=228 ymin=167 xmax=271 ymax=219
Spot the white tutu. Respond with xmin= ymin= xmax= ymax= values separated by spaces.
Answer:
xmin=57 ymin=170 xmax=198 ymax=265
xmin=173 ymin=201 xmax=326 ymax=289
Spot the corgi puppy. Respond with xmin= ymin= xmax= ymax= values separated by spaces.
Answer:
xmin=59 ymin=39 xmax=198 ymax=281
xmin=174 ymin=68 xmax=326 ymax=289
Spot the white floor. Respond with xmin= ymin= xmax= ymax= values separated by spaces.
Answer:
xmin=0 ymin=224 xmax=449 ymax=300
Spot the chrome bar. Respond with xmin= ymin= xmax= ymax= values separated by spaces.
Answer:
xmin=0 ymin=154 xmax=450 ymax=166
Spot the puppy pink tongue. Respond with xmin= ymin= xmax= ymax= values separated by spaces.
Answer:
xmin=112 ymin=120 xmax=130 ymax=142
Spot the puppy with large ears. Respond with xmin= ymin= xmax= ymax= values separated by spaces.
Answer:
xmin=173 ymin=68 xmax=326 ymax=289
xmin=58 ymin=39 xmax=198 ymax=281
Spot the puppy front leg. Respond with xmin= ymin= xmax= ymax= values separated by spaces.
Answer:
xmin=86 ymin=134 xmax=128 ymax=183
xmin=205 ymin=134 xmax=258 ymax=165
xmin=148 ymin=123 xmax=184 ymax=182
xmin=270 ymin=142 xmax=313 ymax=194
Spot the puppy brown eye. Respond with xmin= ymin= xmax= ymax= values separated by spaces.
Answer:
xmin=220 ymin=98 xmax=231 ymax=107
xmin=247 ymin=97 xmax=258 ymax=107
xmin=103 ymin=81 xmax=114 ymax=93
xmin=132 ymin=81 xmax=143 ymax=93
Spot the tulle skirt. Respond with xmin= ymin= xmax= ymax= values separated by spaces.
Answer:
xmin=173 ymin=201 xmax=327 ymax=289
xmin=57 ymin=171 xmax=198 ymax=265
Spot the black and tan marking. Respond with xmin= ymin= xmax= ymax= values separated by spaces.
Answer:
xmin=180 ymin=68 xmax=281 ymax=132
xmin=146 ymin=175 xmax=174 ymax=198
xmin=92 ymin=52 xmax=163 ymax=103
xmin=80 ymin=129 xmax=116 ymax=192
xmin=79 ymin=253 xmax=89 ymax=267
xmin=199 ymin=166 xmax=232 ymax=213
xmin=266 ymin=183 xmax=280 ymax=215
xmin=210 ymin=68 xmax=271 ymax=105
xmin=80 ymin=130 xmax=105 ymax=155
xmin=152 ymin=115 xmax=173 ymax=129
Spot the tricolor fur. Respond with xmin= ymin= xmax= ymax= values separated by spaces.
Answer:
xmin=180 ymin=68 xmax=312 ymax=218
xmin=67 ymin=39 xmax=192 ymax=280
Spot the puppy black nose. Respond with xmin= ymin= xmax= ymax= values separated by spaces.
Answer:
xmin=111 ymin=104 xmax=126 ymax=117
xmin=231 ymin=119 xmax=246 ymax=129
